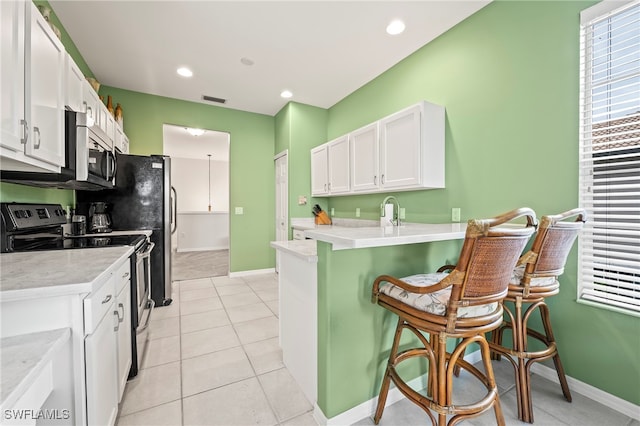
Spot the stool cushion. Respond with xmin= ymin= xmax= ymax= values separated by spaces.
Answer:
xmin=379 ymin=272 xmax=498 ymax=318
xmin=510 ymin=265 xmax=558 ymax=287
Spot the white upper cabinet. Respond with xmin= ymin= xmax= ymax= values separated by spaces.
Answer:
xmin=327 ymin=135 xmax=350 ymax=194
xmin=82 ymin=79 xmax=100 ymax=125
xmin=311 ymin=144 xmax=329 ymax=196
xmin=379 ymin=104 xmax=422 ymax=189
xmin=25 ymin=1 xmax=65 ymax=167
xmin=65 ymin=53 xmax=84 ymax=112
xmin=0 ymin=0 xmax=26 ymax=154
xmin=1 ymin=1 xmax=65 ymax=172
xmin=350 ymin=122 xmax=379 ymax=192
xmin=311 ymin=101 xmax=445 ymax=197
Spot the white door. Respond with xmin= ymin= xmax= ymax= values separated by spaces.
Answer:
xmin=275 ymin=151 xmax=288 ymax=271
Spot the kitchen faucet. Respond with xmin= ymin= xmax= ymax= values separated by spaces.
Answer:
xmin=380 ymin=195 xmax=401 ymax=226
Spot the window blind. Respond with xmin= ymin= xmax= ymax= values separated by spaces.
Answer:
xmin=578 ymin=0 xmax=640 ymax=315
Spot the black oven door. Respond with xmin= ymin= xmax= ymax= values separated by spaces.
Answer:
xmin=130 ymin=241 xmax=154 ymax=378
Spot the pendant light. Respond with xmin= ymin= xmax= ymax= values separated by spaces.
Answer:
xmin=208 ymin=154 xmax=212 ymax=212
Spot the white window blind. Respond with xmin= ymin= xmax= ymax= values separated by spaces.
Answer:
xmin=578 ymin=0 xmax=640 ymax=315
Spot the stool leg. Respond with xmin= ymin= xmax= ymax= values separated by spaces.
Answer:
xmin=506 ymin=296 xmax=530 ymax=423
xmin=436 ymin=332 xmax=447 ymax=426
xmin=479 ymin=335 xmax=506 ymax=426
xmin=374 ymin=318 xmax=405 ymax=424
xmin=539 ymin=303 xmax=572 ymax=403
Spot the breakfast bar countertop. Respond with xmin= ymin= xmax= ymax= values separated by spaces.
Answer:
xmin=304 ymin=222 xmax=467 ymax=250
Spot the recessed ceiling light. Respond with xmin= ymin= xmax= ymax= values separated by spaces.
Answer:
xmin=177 ymin=67 xmax=193 ymax=77
xmin=185 ymin=127 xmax=205 ymax=136
xmin=240 ymin=57 xmax=254 ymax=66
xmin=280 ymin=90 xmax=293 ymax=99
xmin=386 ymin=19 xmax=406 ymax=35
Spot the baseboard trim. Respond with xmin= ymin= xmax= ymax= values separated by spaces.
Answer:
xmin=313 ymin=375 xmax=427 ymax=426
xmin=229 ymin=267 xmax=276 ymax=278
xmin=530 ymin=363 xmax=640 ymax=420
xmin=176 ymin=246 xmax=228 ymax=253
xmin=312 ymin=350 xmax=639 ymax=425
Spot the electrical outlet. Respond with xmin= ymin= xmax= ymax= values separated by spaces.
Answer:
xmin=356 ymin=208 xmax=361 ymax=217
xmin=452 ymin=207 xmax=461 ymax=222
xmin=235 ymin=207 xmax=244 ymax=215
xmin=330 ymin=207 xmax=335 ymax=216
xmin=399 ymin=208 xmax=406 ymax=220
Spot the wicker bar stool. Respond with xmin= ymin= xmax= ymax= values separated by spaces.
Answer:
xmin=488 ymin=208 xmax=586 ymax=423
xmin=372 ymin=208 xmax=537 ymax=426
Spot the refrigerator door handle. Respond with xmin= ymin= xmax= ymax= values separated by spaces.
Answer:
xmin=171 ymin=186 xmax=177 ymax=234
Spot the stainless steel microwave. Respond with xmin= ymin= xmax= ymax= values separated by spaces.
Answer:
xmin=1 ymin=111 xmax=116 ymax=190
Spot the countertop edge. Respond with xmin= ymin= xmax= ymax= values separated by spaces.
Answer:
xmin=270 ymin=240 xmax=318 ymax=262
xmin=0 ymin=328 xmax=71 ymax=411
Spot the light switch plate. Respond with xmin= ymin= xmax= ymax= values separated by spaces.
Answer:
xmin=235 ymin=207 xmax=244 ymax=215
xmin=298 ymin=196 xmax=307 ymax=205
xmin=356 ymin=208 xmax=361 ymax=217
xmin=452 ymin=208 xmax=461 ymax=222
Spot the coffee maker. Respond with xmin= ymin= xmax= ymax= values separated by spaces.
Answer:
xmin=88 ymin=202 xmax=112 ymax=233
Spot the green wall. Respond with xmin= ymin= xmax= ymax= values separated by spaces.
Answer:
xmin=100 ymin=86 xmax=276 ymax=273
xmin=314 ymin=0 xmax=639 ymax=415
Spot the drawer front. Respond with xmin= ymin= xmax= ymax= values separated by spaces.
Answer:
xmin=115 ymin=260 xmax=131 ymax=294
xmin=84 ymin=277 xmax=116 ymax=335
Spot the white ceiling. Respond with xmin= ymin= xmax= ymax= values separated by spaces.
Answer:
xmin=49 ymin=1 xmax=491 ymax=117
xmin=162 ymin=124 xmax=230 ymax=161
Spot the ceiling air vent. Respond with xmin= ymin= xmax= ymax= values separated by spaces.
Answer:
xmin=202 ymin=95 xmax=227 ymax=104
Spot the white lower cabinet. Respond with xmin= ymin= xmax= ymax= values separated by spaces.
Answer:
xmin=84 ymin=296 xmax=118 ymax=426
xmin=115 ymin=263 xmax=132 ymax=401
xmin=84 ymin=260 xmax=131 ymax=426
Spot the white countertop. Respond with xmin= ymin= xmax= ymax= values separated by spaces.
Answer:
xmin=0 ymin=246 xmax=133 ymax=301
xmin=270 ymin=240 xmax=317 ymax=262
xmin=304 ymin=222 xmax=467 ymax=250
xmin=0 ymin=328 xmax=71 ymax=410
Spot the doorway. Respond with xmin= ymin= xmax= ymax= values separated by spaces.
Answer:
xmin=163 ymin=124 xmax=230 ymax=279
xmin=275 ymin=150 xmax=288 ymax=273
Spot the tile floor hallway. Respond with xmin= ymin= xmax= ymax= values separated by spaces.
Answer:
xmin=116 ymin=273 xmax=639 ymax=426
xmin=116 ymin=273 xmax=316 ymax=426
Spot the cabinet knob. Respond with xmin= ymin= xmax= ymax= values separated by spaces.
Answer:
xmin=101 ymin=294 xmax=112 ymax=304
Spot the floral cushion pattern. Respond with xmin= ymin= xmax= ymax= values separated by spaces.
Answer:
xmin=510 ymin=265 xmax=558 ymax=287
xmin=378 ymin=272 xmax=498 ymax=318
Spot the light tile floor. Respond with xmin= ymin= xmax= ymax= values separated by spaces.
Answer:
xmin=117 ymin=273 xmax=639 ymax=426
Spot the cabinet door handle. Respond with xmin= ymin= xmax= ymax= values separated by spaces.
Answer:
xmin=87 ymin=105 xmax=93 ymax=118
xmin=82 ymin=101 xmax=88 ymax=113
xmin=324 ymin=183 xmax=327 ymax=191
xmin=122 ymin=272 xmax=130 ymax=279
xmin=101 ymin=294 xmax=112 ymax=304
xmin=328 ymin=182 xmax=331 ymax=191
xmin=118 ymin=303 xmax=125 ymax=323
xmin=113 ymin=310 xmax=120 ymax=332
xmin=33 ymin=127 xmax=41 ymax=149
xmin=20 ymin=120 xmax=29 ymax=145
xmin=374 ymin=175 xmax=377 ymax=185
xmin=381 ymin=174 xmax=385 ymax=184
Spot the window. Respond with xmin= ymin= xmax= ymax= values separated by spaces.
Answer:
xmin=578 ymin=0 xmax=640 ymax=315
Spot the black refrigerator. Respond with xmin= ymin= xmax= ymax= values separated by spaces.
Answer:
xmin=77 ymin=154 xmax=175 ymax=306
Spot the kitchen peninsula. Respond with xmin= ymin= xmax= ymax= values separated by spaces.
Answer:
xmin=1 ymin=246 xmax=133 ymax=426
xmin=271 ymin=222 xmax=467 ymax=424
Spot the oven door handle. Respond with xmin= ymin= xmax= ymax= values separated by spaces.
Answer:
xmin=137 ymin=298 xmax=155 ymax=333
xmin=136 ymin=242 xmax=155 ymax=260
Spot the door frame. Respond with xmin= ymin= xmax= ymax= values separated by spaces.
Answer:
xmin=274 ymin=150 xmax=289 ymax=272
